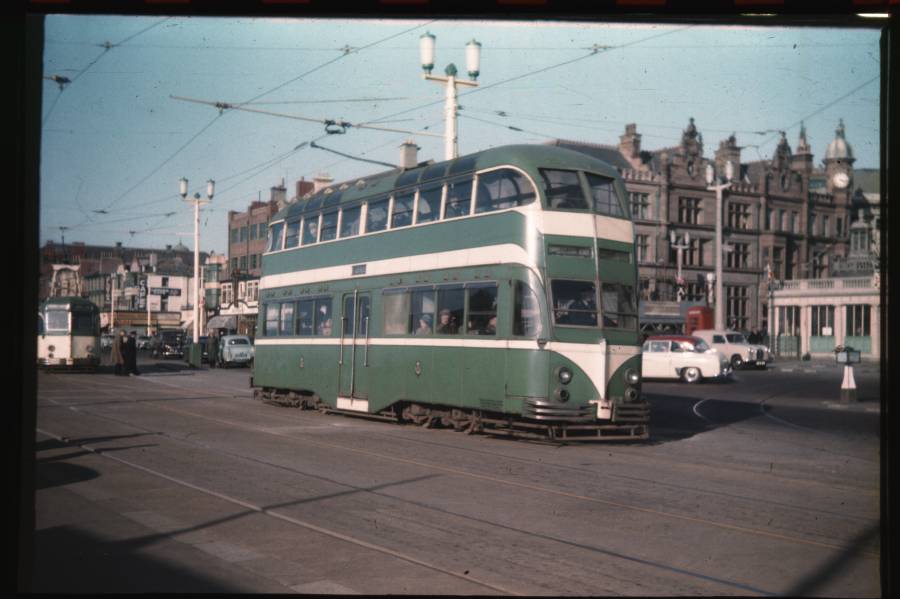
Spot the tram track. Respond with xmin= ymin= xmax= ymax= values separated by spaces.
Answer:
xmin=37 ymin=398 xmax=777 ymax=595
xmin=41 ymin=374 xmax=880 ymax=562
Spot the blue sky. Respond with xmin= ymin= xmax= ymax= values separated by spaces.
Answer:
xmin=39 ymin=16 xmax=882 ymax=255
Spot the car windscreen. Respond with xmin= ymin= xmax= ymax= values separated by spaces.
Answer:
xmin=726 ymin=334 xmax=747 ymax=344
xmin=228 ymin=338 xmax=250 ymax=345
xmin=693 ymin=339 xmax=711 ymax=352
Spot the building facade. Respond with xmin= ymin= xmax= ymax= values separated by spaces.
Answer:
xmin=553 ymin=117 xmax=874 ymax=338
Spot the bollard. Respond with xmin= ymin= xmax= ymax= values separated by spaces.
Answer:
xmin=840 ymin=364 xmax=857 ymax=403
xmin=835 ymin=346 xmax=860 ymax=403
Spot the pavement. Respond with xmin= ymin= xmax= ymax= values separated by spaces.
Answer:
xmin=769 ymin=356 xmax=881 ymax=375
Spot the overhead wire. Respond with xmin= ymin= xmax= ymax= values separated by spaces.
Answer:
xmin=69 ymin=19 xmax=437 ymax=238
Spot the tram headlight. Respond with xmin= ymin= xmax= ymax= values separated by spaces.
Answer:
xmin=625 ymin=368 xmax=640 ymax=386
xmin=86 ymin=345 xmax=94 ymax=353
xmin=48 ymin=345 xmax=55 ymax=352
xmin=557 ymin=367 xmax=573 ymax=385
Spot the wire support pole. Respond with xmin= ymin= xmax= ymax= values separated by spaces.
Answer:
xmin=422 ymin=74 xmax=478 ymax=161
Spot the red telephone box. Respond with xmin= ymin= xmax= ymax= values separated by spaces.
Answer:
xmin=685 ymin=306 xmax=713 ymax=336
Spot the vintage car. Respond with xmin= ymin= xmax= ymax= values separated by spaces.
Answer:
xmin=152 ymin=330 xmax=185 ymax=359
xmin=692 ymin=329 xmax=771 ymax=369
xmin=641 ymin=335 xmax=732 ymax=383
xmin=218 ymin=334 xmax=254 ymax=367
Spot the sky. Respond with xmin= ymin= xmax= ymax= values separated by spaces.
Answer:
xmin=39 ymin=16 xmax=883 ymax=256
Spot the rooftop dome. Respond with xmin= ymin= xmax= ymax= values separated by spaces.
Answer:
xmin=825 ymin=119 xmax=854 ymax=161
xmin=173 ymin=241 xmax=190 ymax=252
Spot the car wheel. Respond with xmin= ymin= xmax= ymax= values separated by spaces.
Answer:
xmin=731 ymin=355 xmax=744 ymax=369
xmin=681 ymin=366 xmax=702 ymax=383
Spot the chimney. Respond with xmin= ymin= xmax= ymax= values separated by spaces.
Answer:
xmin=270 ymin=180 xmax=287 ymax=205
xmin=116 ymin=241 xmax=123 ymax=248
xmin=399 ymin=139 xmax=419 ymax=170
xmin=619 ymin=123 xmax=641 ymax=159
xmin=166 ymin=244 xmax=172 ymax=251
xmin=313 ymin=172 xmax=333 ymax=192
xmin=296 ymin=177 xmax=314 ymax=199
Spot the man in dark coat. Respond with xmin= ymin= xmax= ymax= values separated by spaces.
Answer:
xmin=207 ymin=330 xmax=218 ymax=368
xmin=111 ymin=329 xmax=126 ymax=375
xmin=125 ymin=331 xmax=140 ymax=376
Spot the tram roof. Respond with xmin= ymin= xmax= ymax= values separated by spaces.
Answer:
xmin=274 ymin=144 xmax=620 ymax=222
xmin=41 ymin=296 xmax=98 ymax=308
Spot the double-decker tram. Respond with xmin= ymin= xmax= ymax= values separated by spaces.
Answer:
xmin=252 ymin=144 xmax=648 ymax=440
xmin=38 ymin=296 xmax=102 ymax=370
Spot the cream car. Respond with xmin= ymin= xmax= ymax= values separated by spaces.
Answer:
xmin=642 ymin=335 xmax=732 ymax=383
xmin=692 ymin=329 xmax=770 ymax=369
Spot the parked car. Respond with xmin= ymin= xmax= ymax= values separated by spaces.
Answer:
xmin=218 ymin=334 xmax=254 ymax=367
xmin=692 ymin=329 xmax=771 ymax=369
xmin=182 ymin=336 xmax=209 ymax=364
xmin=642 ymin=335 xmax=732 ymax=383
xmin=152 ymin=330 xmax=185 ymax=359
xmin=136 ymin=335 xmax=153 ymax=350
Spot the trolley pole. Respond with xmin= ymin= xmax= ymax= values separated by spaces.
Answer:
xmin=419 ymin=33 xmax=481 ymax=161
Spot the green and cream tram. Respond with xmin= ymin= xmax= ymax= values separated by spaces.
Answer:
xmin=38 ymin=296 xmax=102 ymax=369
xmin=252 ymin=144 xmax=648 ymax=440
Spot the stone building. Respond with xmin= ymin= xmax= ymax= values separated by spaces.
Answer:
xmin=551 ymin=117 xmax=872 ymax=335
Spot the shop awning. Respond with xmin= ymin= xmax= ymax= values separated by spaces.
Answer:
xmin=206 ymin=314 xmax=237 ymax=332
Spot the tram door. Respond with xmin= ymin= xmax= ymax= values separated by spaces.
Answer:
xmin=338 ymin=291 xmax=371 ymax=400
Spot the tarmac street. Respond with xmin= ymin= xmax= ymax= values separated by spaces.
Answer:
xmin=30 ymin=355 xmax=882 ymax=595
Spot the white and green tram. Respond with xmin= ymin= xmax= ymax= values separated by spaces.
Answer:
xmin=38 ymin=296 xmax=102 ymax=370
xmin=252 ymin=144 xmax=648 ymax=440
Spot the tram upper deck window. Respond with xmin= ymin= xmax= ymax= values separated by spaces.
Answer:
xmin=551 ymin=280 xmax=598 ymax=327
xmin=321 ymin=211 xmax=339 ymax=242
xmin=391 ymin=192 xmax=415 ymax=229
xmin=444 ymin=178 xmax=473 ymax=219
xmin=340 ymin=205 xmax=362 ymax=238
xmin=416 ymin=185 xmax=442 ymax=224
xmin=586 ymin=173 xmax=625 ymax=217
xmin=421 ymin=162 xmax=447 ymax=182
xmin=45 ymin=309 xmax=68 ymax=331
xmin=448 ymin=154 xmax=477 ymax=175
xmin=268 ymin=222 xmax=284 ymax=252
xmin=366 ymin=198 xmax=389 ymax=233
xmin=284 ymin=220 xmax=301 ymax=249
xmin=474 ymin=169 xmax=536 ymax=214
xmin=600 ymin=282 xmax=637 ymax=329
xmin=302 ymin=216 xmax=319 ymax=245
xmin=541 ymin=169 xmax=590 ymax=210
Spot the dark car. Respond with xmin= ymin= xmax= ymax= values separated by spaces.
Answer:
xmin=182 ymin=336 xmax=209 ymax=364
xmin=152 ymin=330 xmax=185 ymax=359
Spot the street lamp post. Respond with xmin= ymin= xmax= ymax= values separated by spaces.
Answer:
xmin=179 ymin=177 xmax=214 ymax=361
xmin=419 ymin=33 xmax=481 ymax=160
xmin=706 ymin=161 xmax=734 ymax=331
xmin=670 ymin=230 xmax=691 ymax=302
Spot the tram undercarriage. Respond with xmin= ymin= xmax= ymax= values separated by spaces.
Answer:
xmin=252 ymin=388 xmax=649 ymax=442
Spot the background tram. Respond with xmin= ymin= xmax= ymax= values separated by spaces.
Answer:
xmin=38 ymin=296 xmax=102 ymax=370
xmin=252 ymin=144 xmax=648 ymax=440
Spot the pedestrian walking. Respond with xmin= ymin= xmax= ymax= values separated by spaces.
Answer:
xmin=125 ymin=331 xmax=140 ymax=376
xmin=207 ymin=330 xmax=218 ymax=368
xmin=111 ymin=329 xmax=126 ymax=376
